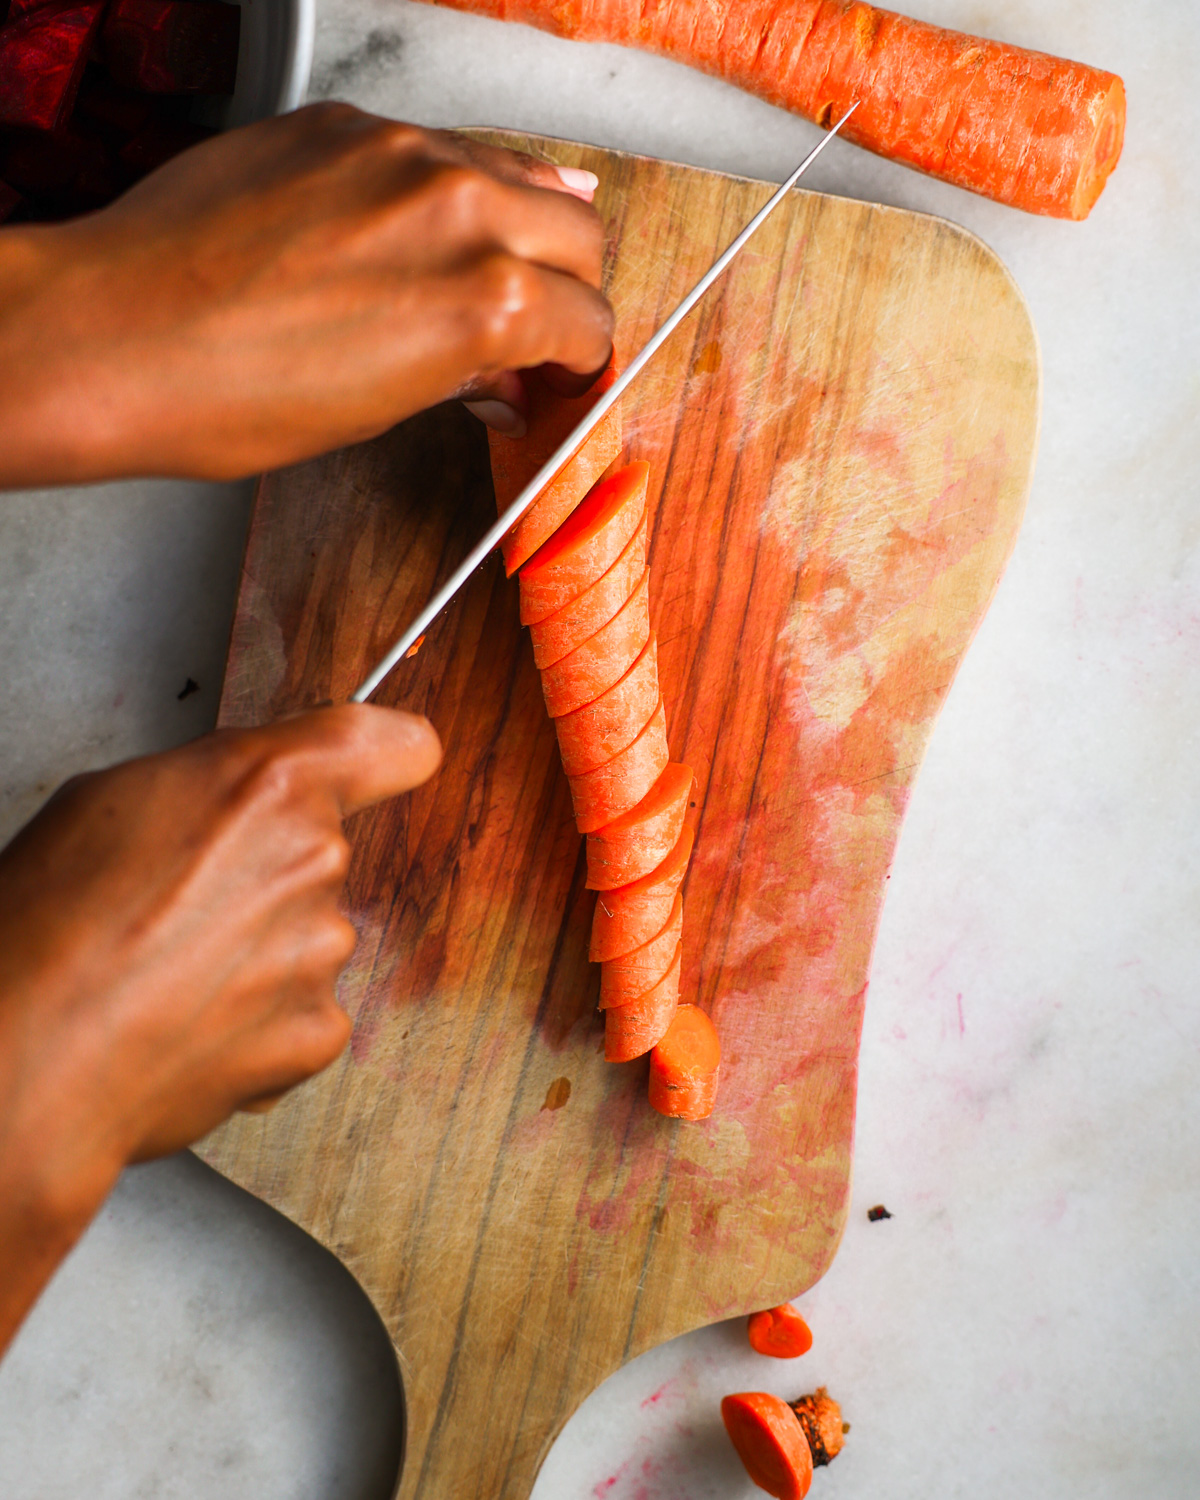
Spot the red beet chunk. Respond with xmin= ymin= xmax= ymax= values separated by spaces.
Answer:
xmin=118 ymin=116 xmax=213 ymax=174
xmin=0 ymin=126 xmax=117 ymax=208
xmin=74 ymin=75 xmax=160 ymax=140
xmin=0 ymin=181 xmax=23 ymax=223
xmin=0 ymin=0 xmax=106 ymax=133
xmin=6 ymin=0 xmax=63 ymax=18
xmin=101 ymin=0 xmax=240 ymax=95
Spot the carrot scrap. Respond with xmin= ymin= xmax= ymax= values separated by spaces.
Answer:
xmin=648 ymin=1003 xmax=720 ymax=1119
xmin=567 ymin=697 xmax=668 ymax=834
xmin=554 ymin=636 xmax=661 ymax=778
xmin=747 ymin=1304 xmax=813 ymax=1359
xmin=720 ymin=1392 xmax=813 ymax=1500
xmin=590 ymin=822 xmax=693 ymax=961
xmin=431 ymin=0 xmax=1124 ymax=219
xmin=489 ymin=359 xmax=622 ymax=575
xmin=789 ymin=1388 xmax=846 ymax=1468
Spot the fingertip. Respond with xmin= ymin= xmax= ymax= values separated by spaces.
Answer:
xmin=554 ymin=165 xmax=599 ymax=201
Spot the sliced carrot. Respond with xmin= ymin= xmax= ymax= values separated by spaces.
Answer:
xmin=438 ymin=0 xmax=1125 ymax=220
xmin=747 ymin=1305 xmax=813 ymax=1360
xmin=590 ymin=822 xmax=694 ymax=961
xmin=518 ymin=461 xmax=648 ymax=626
xmin=530 ymin=514 xmax=648 ymax=669
xmin=555 ymin=636 xmax=661 ymax=778
xmin=603 ymin=943 xmax=681 ymax=1062
xmin=489 ymin=359 xmax=622 ymax=575
xmin=648 ymin=1004 xmax=721 ymax=1120
xmin=720 ymin=1392 xmax=813 ymax=1500
xmin=587 ymin=763 xmax=693 ymax=891
xmin=598 ymin=891 xmax=682 ymax=1007
xmin=539 ymin=568 xmax=649 ymax=720
xmin=568 ymin=698 xmax=668 ymax=835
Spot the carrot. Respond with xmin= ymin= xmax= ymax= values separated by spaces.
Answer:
xmin=586 ymin=762 xmax=693 ymax=890
xmin=648 ymin=1004 xmax=720 ymax=1119
xmin=554 ymin=636 xmax=661 ymax=778
xmin=598 ymin=890 xmax=682 ymax=1006
xmin=603 ymin=943 xmax=681 ymax=1061
xmin=568 ymin=698 xmax=668 ymax=834
xmin=720 ymin=1392 xmax=813 ymax=1500
xmin=530 ymin=514 xmax=648 ymax=669
xmin=431 ymin=0 xmax=1124 ymax=220
xmin=590 ymin=822 xmax=694 ymax=961
xmin=519 ymin=461 xmax=648 ymax=626
xmin=789 ymin=1389 xmax=846 ymax=1468
xmin=539 ymin=568 xmax=650 ymax=719
xmin=747 ymin=1305 xmax=813 ymax=1359
xmin=488 ymin=359 xmax=622 ymax=575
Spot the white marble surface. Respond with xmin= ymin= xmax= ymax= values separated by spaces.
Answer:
xmin=2 ymin=1 xmax=1199 ymax=1496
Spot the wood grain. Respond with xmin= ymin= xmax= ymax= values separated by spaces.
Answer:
xmin=198 ymin=133 xmax=1039 ymax=1499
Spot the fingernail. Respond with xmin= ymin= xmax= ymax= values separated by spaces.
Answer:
xmin=555 ymin=165 xmax=599 ymax=200
xmin=463 ymin=399 xmax=527 ymax=438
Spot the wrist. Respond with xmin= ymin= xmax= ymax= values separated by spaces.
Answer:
xmin=0 ymin=218 xmax=146 ymax=488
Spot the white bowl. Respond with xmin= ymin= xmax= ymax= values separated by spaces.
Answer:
xmin=199 ymin=0 xmax=314 ymax=127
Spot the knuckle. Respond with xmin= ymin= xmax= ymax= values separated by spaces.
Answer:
xmin=471 ymin=255 xmax=540 ymax=361
xmin=295 ymin=99 xmax=362 ymax=134
xmin=301 ymin=1000 xmax=353 ymax=1072
xmin=375 ymin=118 xmax=427 ymax=160
xmin=431 ymin=161 xmax=495 ymax=229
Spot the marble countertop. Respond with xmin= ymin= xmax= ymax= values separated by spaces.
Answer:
xmin=2 ymin=2 xmax=1198 ymax=1496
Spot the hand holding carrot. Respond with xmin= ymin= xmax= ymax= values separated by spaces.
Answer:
xmin=0 ymin=103 xmax=613 ymax=488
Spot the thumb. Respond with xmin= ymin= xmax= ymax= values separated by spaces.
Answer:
xmin=261 ymin=703 xmax=442 ymax=815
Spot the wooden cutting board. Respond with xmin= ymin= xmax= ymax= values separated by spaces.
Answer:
xmin=198 ymin=132 xmax=1039 ymax=1499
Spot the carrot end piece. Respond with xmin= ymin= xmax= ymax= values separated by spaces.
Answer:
xmin=720 ymin=1392 xmax=813 ymax=1500
xmin=747 ymin=1305 xmax=813 ymax=1360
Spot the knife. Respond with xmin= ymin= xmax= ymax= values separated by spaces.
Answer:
xmin=352 ymin=101 xmax=859 ymax=704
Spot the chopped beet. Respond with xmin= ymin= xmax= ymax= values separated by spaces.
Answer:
xmin=0 ymin=180 xmax=23 ymax=223
xmin=101 ymin=0 xmax=239 ymax=95
xmin=0 ymin=0 xmax=107 ymax=133
xmin=5 ymin=0 xmax=64 ymax=18
xmin=118 ymin=115 xmax=213 ymax=174
xmin=74 ymin=73 xmax=160 ymax=139
xmin=0 ymin=126 xmax=117 ymax=207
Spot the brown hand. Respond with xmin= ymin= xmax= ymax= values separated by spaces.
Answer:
xmin=0 ymin=705 xmax=440 ymax=1351
xmin=0 ymin=105 xmax=614 ymax=486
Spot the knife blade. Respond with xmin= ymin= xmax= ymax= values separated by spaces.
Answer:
xmin=352 ymin=101 xmax=859 ymax=704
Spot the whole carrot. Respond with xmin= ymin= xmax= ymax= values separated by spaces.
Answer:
xmin=432 ymin=0 xmax=1124 ymax=219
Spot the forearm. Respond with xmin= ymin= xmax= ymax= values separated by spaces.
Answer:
xmin=0 ymin=221 xmax=138 ymax=490
xmin=0 ymin=1058 xmax=122 ymax=1357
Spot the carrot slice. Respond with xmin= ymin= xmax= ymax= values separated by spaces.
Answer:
xmin=540 ymin=569 xmax=649 ymax=719
xmin=598 ymin=891 xmax=682 ymax=1007
xmin=568 ymin=698 xmax=668 ymax=835
xmin=587 ymin=763 xmax=693 ymax=891
xmin=747 ymin=1305 xmax=813 ymax=1360
xmin=590 ymin=822 xmax=694 ymax=961
xmin=530 ymin=513 xmax=648 ymax=669
xmin=648 ymin=1004 xmax=721 ymax=1120
xmin=603 ymin=943 xmax=681 ymax=1062
xmin=720 ymin=1392 xmax=813 ymax=1500
xmin=519 ymin=461 xmax=648 ymax=625
xmin=489 ymin=359 xmax=622 ymax=575
xmin=555 ymin=636 xmax=660 ymax=778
